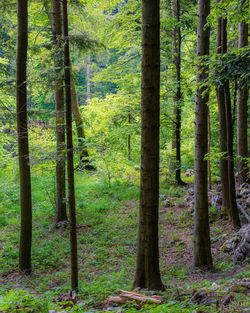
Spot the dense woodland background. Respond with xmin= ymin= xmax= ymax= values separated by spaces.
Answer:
xmin=0 ymin=0 xmax=249 ymax=312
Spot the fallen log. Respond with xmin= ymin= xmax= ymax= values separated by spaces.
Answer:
xmin=107 ymin=290 xmax=162 ymax=306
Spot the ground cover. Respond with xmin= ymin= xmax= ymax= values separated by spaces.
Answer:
xmin=0 ymin=170 xmax=249 ymax=312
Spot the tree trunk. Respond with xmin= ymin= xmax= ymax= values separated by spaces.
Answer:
xmin=52 ymin=0 xmax=67 ymax=224
xmin=221 ymin=18 xmax=241 ymax=229
xmin=170 ymin=0 xmax=184 ymax=185
xmin=193 ymin=0 xmax=213 ymax=268
xmin=208 ymin=106 xmax=212 ymax=190
xmin=216 ymin=12 xmax=231 ymax=216
xmin=62 ymin=0 xmax=78 ymax=291
xmin=174 ymin=0 xmax=184 ymax=185
xmin=17 ymin=0 xmax=32 ymax=274
xmin=237 ymin=19 xmax=249 ymax=185
xmin=133 ymin=0 xmax=164 ymax=290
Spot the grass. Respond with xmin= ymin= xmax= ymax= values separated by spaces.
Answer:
xmin=0 ymin=164 xmax=249 ymax=312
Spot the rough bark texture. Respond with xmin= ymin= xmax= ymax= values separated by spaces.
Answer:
xmin=208 ymin=106 xmax=212 ymax=190
xmin=173 ymin=0 xmax=184 ymax=185
xmin=193 ymin=0 xmax=213 ymax=268
xmin=221 ymin=18 xmax=241 ymax=229
xmin=17 ymin=0 xmax=32 ymax=274
xmin=63 ymin=0 xmax=78 ymax=291
xmin=52 ymin=0 xmax=67 ymax=224
xmin=237 ymin=19 xmax=249 ymax=185
xmin=133 ymin=0 xmax=164 ymax=290
xmin=216 ymin=13 xmax=231 ymax=216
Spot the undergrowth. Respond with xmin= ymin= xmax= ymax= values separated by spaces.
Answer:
xmin=0 ymin=168 xmax=248 ymax=312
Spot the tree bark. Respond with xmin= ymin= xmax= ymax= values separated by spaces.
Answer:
xmin=221 ymin=18 xmax=241 ymax=229
xmin=52 ymin=0 xmax=67 ymax=224
xmin=237 ymin=19 xmax=249 ymax=185
xmin=17 ymin=0 xmax=32 ymax=274
xmin=208 ymin=106 xmax=212 ymax=190
xmin=173 ymin=0 xmax=184 ymax=185
xmin=216 ymin=12 xmax=231 ymax=216
xmin=193 ymin=0 xmax=213 ymax=268
xmin=62 ymin=0 xmax=78 ymax=291
xmin=133 ymin=0 xmax=164 ymax=290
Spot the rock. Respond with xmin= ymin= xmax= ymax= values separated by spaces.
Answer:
xmin=221 ymin=224 xmax=250 ymax=263
xmin=164 ymin=198 xmax=173 ymax=207
xmin=186 ymin=169 xmax=194 ymax=177
xmin=191 ymin=289 xmax=214 ymax=306
xmin=222 ymin=292 xmax=235 ymax=305
xmin=226 ymin=280 xmax=250 ymax=293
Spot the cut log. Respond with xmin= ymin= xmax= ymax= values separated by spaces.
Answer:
xmin=119 ymin=290 xmax=162 ymax=304
xmin=107 ymin=296 xmax=127 ymax=305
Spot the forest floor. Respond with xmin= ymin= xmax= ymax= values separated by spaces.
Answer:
xmin=0 ymin=171 xmax=249 ymax=312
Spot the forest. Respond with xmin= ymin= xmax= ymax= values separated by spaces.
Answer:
xmin=0 ymin=0 xmax=249 ymax=312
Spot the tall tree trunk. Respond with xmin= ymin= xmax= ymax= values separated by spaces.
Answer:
xmin=174 ymin=0 xmax=184 ymax=185
xmin=17 ymin=0 xmax=32 ymax=274
xmin=193 ymin=0 xmax=213 ymax=268
xmin=52 ymin=0 xmax=67 ymax=224
xmin=216 ymin=11 xmax=230 ymax=217
xmin=62 ymin=0 xmax=78 ymax=291
xmin=208 ymin=106 xmax=212 ymax=190
xmin=237 ymin=18 xmax=249 ymax=185
xmin=221 ymin=18 xmax=241 ymax=229
xmin=133 ymin=0 xmax=164 ymax=290
xmin=86 ymin=54 xmax=91 ymax=104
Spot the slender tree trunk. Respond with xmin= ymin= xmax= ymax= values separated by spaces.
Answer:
xmin=62 ymin=0 xmax=78 ymax=291
xmin=52 ymin=0 xmax=67 ymax=224
xmin=174 ymin=0 xmax=184 ymax=185
xmin=208 ymin=106 xmax=212 ymax=190
xmin=237 ymin=18 xmax=249 ymax=185
xmin=232 ymin=80 xmax=237 ymax=139
xmin=216 ymin=11 xmax=231 ymax=216
xmin=193 ymin=0 xmax=213 ymax=268
xmin=221 ymin=18 xmax=241 ymax=229
xmin=170 ymin=0 xmax=184 ymax=184
xmin=17 ymin=0 xmax=32 ymax=274
xmin=133 ymin=0 xmax=164 ymax=290
xmin=86 ymin=54 xmax=91 ymax=104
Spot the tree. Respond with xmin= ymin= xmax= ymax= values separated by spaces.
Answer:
xmin=215 ymin=11 xmax=231 ymax=218
xmin=193 ymin=0 xmax=213 ymax=268
xmin=51 ymin=0 xmax=67 ymax=224
xmin=216 ymin=10 xmax=241 ymax=229
xmin=133 ymin=0 xmax=164 ymax=290
xmin=171 ymin=0 xmax=185 ymax=185
xmin=62 ymin=0 xmax=78 ymax=291
xmin=222 ymin=19 xmax=241 ymax=229
xmin=17 ymin=0 xmax=32 ymax=274
xmin=237 ymin=9 xmax=249 ymax=185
